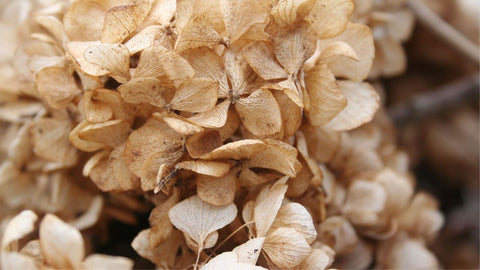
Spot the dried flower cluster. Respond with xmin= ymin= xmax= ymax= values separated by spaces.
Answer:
xmin=0 ymin=0 xmax=442 ymax=269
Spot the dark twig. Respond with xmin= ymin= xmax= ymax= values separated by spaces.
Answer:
xmin=407 ymin=0 xmax=480 ymax=64
xmin=389 ymin=73 xmax=479 ymax=124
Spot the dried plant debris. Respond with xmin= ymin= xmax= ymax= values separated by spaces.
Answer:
xmin=0 ymin=0 xmax=443 ymax=269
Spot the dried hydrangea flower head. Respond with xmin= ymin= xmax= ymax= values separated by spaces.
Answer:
xmin=0 ymin=0 xmax=444 ymax=269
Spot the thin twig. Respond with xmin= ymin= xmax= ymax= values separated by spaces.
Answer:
xmin=211 ymin=221 xmax=255 ymax=255
xmin=388 ymin=73 xmax=479 ymax=124
xmin=407 ymin=0 xmax=480 ymax=64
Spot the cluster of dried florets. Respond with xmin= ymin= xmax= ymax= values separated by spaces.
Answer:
xmin=0 ymin=0 xmax=442 ymax=269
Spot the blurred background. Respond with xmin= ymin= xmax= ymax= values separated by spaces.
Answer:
xmin=383 ymin=0 xmax=479 ymax=268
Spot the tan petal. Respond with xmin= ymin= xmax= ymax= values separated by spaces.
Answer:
xmin=149 ymin=189 xmax=180 ymax=248
xmin=174 ymin=15 xmax=224 ymax=53
xmin=224 ymin=49 xmax=255 ymax=96
xmin=318 ymin=41 xmax=358 ymax=62
xmin=154 ymin=112 xmax=204 ymax=135
xmin=135 ymin=46 xmax=195 ymax=88
xmin=82 ymin=91 xmax=113 ymax=123
xmin=78 ymin=119 xmax=131 ymax=148
xmin=82 ymin=89 xmax=134 ymax=121
xmin=123 ymin=118 xmax=183 ymax=177
xmin=39 ymin=214 xmax=84 ymax=269
xmin=181 ymin=48 xmax=230 ymax=96
xmin=118 ymin=77 xmax=170 ymax=107
xmin=238 ymin=167 xmax=282 ymax=187
xmin=2 ymin=210 xmax=38 ymax=250
xmin=263 ymin=227 xmax=311 ymax=268
xmin=70 ymin=121 xmax=106 ymax=152
xmin=270 ymin=203 xmax=317 ymax=244
xmin=318 ymin=216 xmax=358 ymax=255
xmin=318 ymin=23 xmax=374 ymax=81
xmin=32 ymin=117 xmax=77 ymax=164
xmin=254 ymin=177 xmax=288 ymax=237
xmin=202 ymin=250 xmax=268 ymax=270
xmin=274 ymin=23 xmax=316 ymax=75
xmin=83 ymin=254 xmax=133 ymax=270
xmin=176 ymin=161 xmax=230 ymax=177
xmin=83 ymin=43 xmax=131 ymax=82
xmin=263 ymin=77 xmax=304 ymax=108
xmin=63 ymin=0 xmax=108 ymax=41
xmin=242 ymin=41 xmax=289 ymax=80
xmin=35 ymin=66 xmax=81 ymax=109
xmin=232 ymin=237 xmax=265 ymax=264
xmin=102 ymin=2 xmax=151 ymax=43
xmin=272 ymin=90 xmax=302 ymax=139
xmin=109 ymin=143 xmax=140 ymax=190
xmin=375 ymin=37 xmax=407 ymax=77
xmin=132 ymin=229 xmax=186 ymax=267
xmin=248 ymin=139 xmax=298 ymax=177
xmin=71 ymin=196 xmax=104 ymax=231
xmin=305 ymin=63 xmax=347 ymax=126
xmin=200 ymin=139 xmax=265 ymax=160
xmin=344 ymin=180 xmax=387 ymax=227
xmin=293 ymin=248 xmax=334 ymax=270
xmin=185 ymin=130 xmax=223 ymax=158
xmin=387 ymin=9 xmax=415 ymax=42
xmin=1 ymin=253 xmax=38 ymax=270
xmin=67 ymin=41 xmax=106 ymax=76
xmin=217 ymin=109 xmax=241 ymax=141
xmin=270 ymin=0 xmax=315 ymax=27
xmin=170 ymin=78 xmax=219 ymax=113
xmin=125 ymin=25 xmax=164 ymax=54
xmin=168 ymin=195 xmax=237 ymax=251
xmin=189 ymin=99 xmax=231 ymax=128
xmin=305 ymin=0 xmax=354 ymax=39
xmin=197 ymin=171 xmax=236 ymax=206
xmin=324 ymin=81 xmax=380 ymax=131
xmin=234 ymin=89 xmax=282 ymax=136
xmin=301 ymin=124 xmax=341 ymax=163
xmin=221 ymin=0 xmax=269 ymax=42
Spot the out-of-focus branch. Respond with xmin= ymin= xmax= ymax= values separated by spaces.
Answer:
xmin=407 ymin=0 xmax=479 ymax=64
xmin=389 ymin=73 xmax=479 ymax=124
